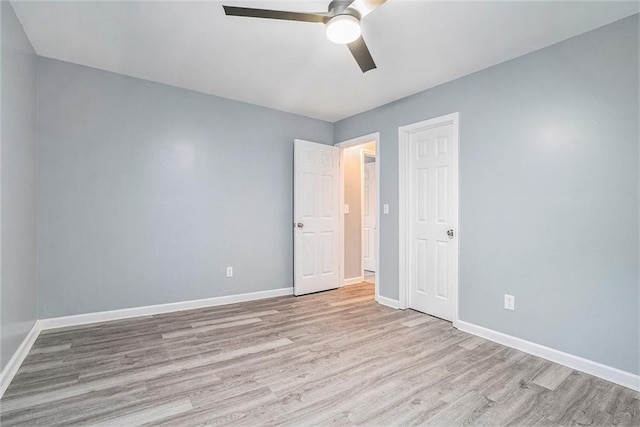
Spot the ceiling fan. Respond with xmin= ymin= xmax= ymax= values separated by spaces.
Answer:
xmin=222 ymin=0 xmax=387 ymax=73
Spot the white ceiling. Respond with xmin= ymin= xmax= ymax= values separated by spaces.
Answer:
xmin=11 ymin=1 xmax=639 ymax=122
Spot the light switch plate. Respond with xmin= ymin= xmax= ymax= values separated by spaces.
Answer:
xmin=383 ymin=204 xmax=389 ymax=214
xmin=226 ymin=267 xmax=233 ymax=277
xmin=344 ymin=204 xmax=350 ymax=214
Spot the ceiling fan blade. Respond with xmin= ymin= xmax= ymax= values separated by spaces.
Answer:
xmin=349 ymin=0 xmax=387 ymax=18
xmin=347 ymin=36 xmax=376 ymax=73
xmin=223 ymin=6 xmax=329 ymax=23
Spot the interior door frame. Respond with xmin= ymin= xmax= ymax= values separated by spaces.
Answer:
xmin=398 ymin=113 xmax=460 ymax=327
xmin=335 ymin=132 xmax=380 ymax=303
xmin=361 ymin=149 xmax=376 ymax=275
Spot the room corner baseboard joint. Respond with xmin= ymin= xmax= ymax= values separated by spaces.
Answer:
xmin=343 ymin=276 xmax=365 ymax=286
xmin=0 ymin=287 xmax=294 ymax=399
xmin=376 ymin=295 xmax=401 ymax=309
xmin=0 ymin=321 xmax=42 ymax=399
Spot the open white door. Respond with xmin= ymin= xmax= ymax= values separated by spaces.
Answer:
xmin=363 ymin=159 xmax=376 ymax=272
xmin=294 ymin=139 xmax=340 ymax=296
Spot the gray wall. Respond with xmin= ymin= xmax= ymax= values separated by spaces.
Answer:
xmin=37 ymin=58 xmax=333 ymax=318
xmin=335 ymin=15 xmax=639 ymax=374
xmin=1 ymin=1 xmax=38 ymax=370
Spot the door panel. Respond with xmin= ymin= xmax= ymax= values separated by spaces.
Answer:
xmin=294 ymin=140 xmax=340 ymax=296
xmin=408 ymin=123 xmax=457 ymax=321
xmin=363 ymin=161 xmax=376 ymax=272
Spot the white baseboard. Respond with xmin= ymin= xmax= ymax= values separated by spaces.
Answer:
xmin=39 ymin=287 xmax=293 ymax=330
xmin=0 ymin=321 xmax=42 ymax=398
xmin=456 ymin=320 xmax=640 ymax=392
xmin=376 ymin=295 xmax=401 ymax=309
xmin=343 ymin=276 xmax=364 ymax=286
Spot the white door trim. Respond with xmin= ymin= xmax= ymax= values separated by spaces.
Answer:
xmin=398 ymin=113 xmax=460 ymax=326
xmin=335 ymin=132 xmax=380 ymax=303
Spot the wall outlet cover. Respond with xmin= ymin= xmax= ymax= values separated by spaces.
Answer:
xmin=226 ymin=267 xmax=233 ymax=277
xmin=504 ymin=294 xmax=515 ymax=311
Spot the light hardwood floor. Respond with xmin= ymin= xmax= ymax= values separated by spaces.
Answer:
xmin=1 ymin=283 xmax=638 ymax=426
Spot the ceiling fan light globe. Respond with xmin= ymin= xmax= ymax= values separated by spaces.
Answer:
xmin=326 ymin=14 xmax=361 ymax=44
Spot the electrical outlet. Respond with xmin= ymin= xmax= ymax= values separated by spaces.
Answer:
xmin=383 ymin=204 xmax=389 ymax=214
xmin=504 ymin=294 xmax=515 ymax=311
xmin=226 ymin=267 xmax=233 ymax=277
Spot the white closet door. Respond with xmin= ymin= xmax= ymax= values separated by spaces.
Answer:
xmin=408 ymin=122 xmax=457 ymax=321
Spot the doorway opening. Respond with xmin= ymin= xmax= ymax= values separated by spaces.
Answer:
xmin=336 ymin=133 xmax=380 ymax=302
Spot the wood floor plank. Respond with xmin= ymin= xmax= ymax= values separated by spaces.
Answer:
xmin=424 ymin=390 xmax=493 ymax=425
xmin=458 ymin=335 xmax=486 ymax=350
xmin=92 ymin=399 xmax=193 ymax=426
xmin=160 ymin=317 xmax=263 ymax=339
xmin=1 ymin=282 xmax=637 ymax=426
xmin=189 ymin=309 xmax=279 ymax=327
xmin=328 ymin=295 xmax=374 ymax=306
xmin=532 ymin=362 xmax=574 ymax=390
xmin=402 ymin=317 xmax=431 ymax=327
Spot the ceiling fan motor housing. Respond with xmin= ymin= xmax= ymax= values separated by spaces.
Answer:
xmin=328 ymin=0 xmax=361 ymax=19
